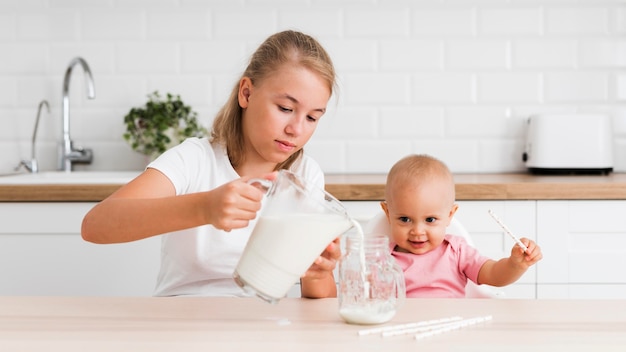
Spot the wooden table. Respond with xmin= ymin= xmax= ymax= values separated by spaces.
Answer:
xmin=1 ymin=297 xmax=625 ymax=351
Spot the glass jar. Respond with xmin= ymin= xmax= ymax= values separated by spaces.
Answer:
xmin=338 ymin=234 xmax=405 ymax=325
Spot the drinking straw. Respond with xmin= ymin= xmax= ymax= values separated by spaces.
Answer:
xmin=487 ymin=209 xmax=528 ymax=253
xmin=414 ymin=315 xmax=492 ymax=340
xmin=357 ymin=316 xmax=462 ymax=336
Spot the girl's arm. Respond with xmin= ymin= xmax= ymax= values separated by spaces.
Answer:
xmin=81 ymin=168 xmax=267 ymax=244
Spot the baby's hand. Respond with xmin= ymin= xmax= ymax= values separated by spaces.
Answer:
xmin=512 ymin=238 xmax=542 ymax=268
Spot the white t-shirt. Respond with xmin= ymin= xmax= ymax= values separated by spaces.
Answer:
xmin=148 ymin=137 xmax=324 ymax=297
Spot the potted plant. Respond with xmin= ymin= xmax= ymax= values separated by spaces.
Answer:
xmin=123 ymin=91 xmax=207 ymax=160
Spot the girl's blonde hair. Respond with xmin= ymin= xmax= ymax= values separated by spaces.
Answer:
xmin=210 ymin=30 xmax=336 ymax=170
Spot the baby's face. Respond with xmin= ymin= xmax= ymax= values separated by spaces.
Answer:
xmin=384 ymin=178 xmax=456 ymax=255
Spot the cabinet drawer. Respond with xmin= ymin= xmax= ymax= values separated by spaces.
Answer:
xmin=0 ymin=203 xmax=94 ymax=233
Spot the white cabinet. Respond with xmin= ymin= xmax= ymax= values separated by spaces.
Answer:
xmin=0 ymin=203 xmax=160 ymax=296
xmin=4 ymin=199 xmax=624 ymax=299
xmin=536 ymin=200 xmax=626 ymax=299
xmin=455 ymin=200 xmax=537 ymax=299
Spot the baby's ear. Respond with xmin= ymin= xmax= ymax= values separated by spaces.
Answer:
xmin=380 ymin=201 xmax=389 ymax=218
xmin=448 ymin=203 xmax=459 ymax=218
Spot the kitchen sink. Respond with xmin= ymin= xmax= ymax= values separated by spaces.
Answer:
xmin=0 ymin=171 xmax=140 ymax=184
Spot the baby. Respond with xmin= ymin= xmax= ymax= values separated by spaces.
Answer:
xmin=381 ymin=154 xmax=543 ymax=298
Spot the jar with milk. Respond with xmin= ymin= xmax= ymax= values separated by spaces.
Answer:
xmin=338 ymin=234 xmax=405 ymax=325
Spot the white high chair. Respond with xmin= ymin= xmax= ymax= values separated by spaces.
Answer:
xmin=363 ymin=211 xmax=501 ymax=298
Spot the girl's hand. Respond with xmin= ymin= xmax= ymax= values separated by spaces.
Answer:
xmin=204 ymin=173 xmax=276 ymax=232
xmin=302 ymin=237 xmax=341 ymax=280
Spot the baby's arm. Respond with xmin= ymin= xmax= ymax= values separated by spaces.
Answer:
xmin=476 ymin=238 xmax=543 ymax=287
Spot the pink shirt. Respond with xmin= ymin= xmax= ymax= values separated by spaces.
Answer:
xmin=391 ymin=235 xmax=490 ymax=298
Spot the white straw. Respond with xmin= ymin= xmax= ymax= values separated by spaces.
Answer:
xmin=383 ymin=320 xmax=468 ymax=337
xmin=487 ymin=209 xmax=528 ymax=253
xmin=357 ymin=316 xmax=462 ymax=336
xmin=414 ymin=315 xmax=492 ymax=340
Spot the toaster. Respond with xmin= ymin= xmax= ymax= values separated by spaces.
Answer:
xmin=522 ymin=113 xmax=613 ymax=175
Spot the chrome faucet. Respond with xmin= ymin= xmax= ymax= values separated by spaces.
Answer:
xmin=59 ymin=56 xmax=95 ymax=172
xmin=15 ymin=100 xmax=50 ymax=173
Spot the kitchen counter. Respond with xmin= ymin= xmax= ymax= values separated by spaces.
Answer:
xmin=1 ymin=296 xmax=625 ymax=351
xmin=1 ymin=173 xmax=626 ymax=201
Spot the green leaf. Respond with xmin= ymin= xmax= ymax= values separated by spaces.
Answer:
xmin=123 ymin=91 xmax=207 ymax=157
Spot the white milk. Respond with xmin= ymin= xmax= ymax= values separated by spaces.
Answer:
xmin=235 ymin=213 xmax=352 ymax=300
xmin=338 ymin=220 xmax=399 ymax=325
xmin=339 ymin=301 xmax=397 ymax=325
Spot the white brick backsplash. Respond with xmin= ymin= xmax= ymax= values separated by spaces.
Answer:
xmin=117 ymin=43 xmax=178 ymax=73
xmin=413 ymin=73 xmax=474 ymax=103
xmin=50 ymin=45 xmax=116 ymax=74
xmin=82 ymin=10 xmax=144 ymax=40
xmin=380 ymin=40 xmax=443 ymax=71
xmin=615 ymin=6 xmax=626 ymax=33
xmin=0 ymin=14 xmax=15 ymax=39
xmin=213 ymin=10 xmax=276 ymax=38
xmin=305 ymin=141 xmax=346 ymax=174
xmin=447 ymin=40 xmax=508 ymax=69
xmin=345 ymin=9 xmax=410 ymax=37
xmin=180 ymin=41 xmax=246 ymax=73
xmin=323 ymin=40 xmax=378 ymax=72
xmin=344 ymin=74 xmax=409 ymax=104
xmin=1 ymin=1 xmax=625 ymax=175
xmin=580 ymin=39 xmax=626 ymax=68
xmin=513 ymin=39 xmax=577 ymax=68
xmin=147 ymin=76 xmax=212 ymax=107
xmin=147 ymin=11 xmax=210 ymax=40
xmin=0 ymin=44 xmax=46 ymax=74
xmin=49 ymin=1 xmax=113 ymax=9
xmin=545 ymin=72 xmax=608 ymax=102
xmin=380 ymin=107 xmax=445 ymax=138
xmin=478 ymin=7 xmax=542 ymax=35
xmin=478 ymin=139 xmax=525 ymax=172
xmin=0 ymin=142 xmax=19 ymax=172
xmin=477 ymin=73 xmax=541 ymax=103
xmin=412 ymin=8 xmax=474 ymax=36
xmin=315 ymin=107 xmax=378 ymax=139
xmin=617 ymin=74 xmax=626 ymax=101
xmin=278 ymin=9 xmax=342 ymax=37
xmin=85 ymin=76 xmax=146 ymax=108
xmin=16 ymin=77 xmax=56 ymax=108
xmin=545 ymin=7 xmax=609 ymax=35
xmin=0 ymin=78 xmax=18 ymax=107
xmin=346 ymin=141 xmax=412 ymax=173
xmin=446 ymin=106 xmax=516 ymax=137
xmin=17 ymin=10 xmax=77 ymax=40
xmin=412 ymin=140 xmax=479 ymax=173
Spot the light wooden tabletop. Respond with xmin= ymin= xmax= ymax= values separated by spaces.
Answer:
xmin=1 ymin=296 xmax=625 ymax=351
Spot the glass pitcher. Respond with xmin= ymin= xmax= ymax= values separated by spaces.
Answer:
xmin=338 ymin=234 xmax=405 ymax=325
xmin=234 ymin=170 xmax=355 ymax=304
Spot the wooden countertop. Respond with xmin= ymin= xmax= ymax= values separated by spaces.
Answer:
xmin=2 ymin=173 xmax=626 ymax=202
xmin=325 ymin=173 xmax=626 ymax=201
xmin=1 ymin=296 xmax=625 ymax=351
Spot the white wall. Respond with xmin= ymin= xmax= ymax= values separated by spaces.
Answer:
xmin=1 ymin=0 xmax=625 ymax=174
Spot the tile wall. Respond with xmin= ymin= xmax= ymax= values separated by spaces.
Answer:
xmin=0 ymin=0 xmax=624 ymax=174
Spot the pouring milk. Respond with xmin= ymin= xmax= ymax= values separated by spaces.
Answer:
xmin=233 ymin=170 xmax=355 ymax=304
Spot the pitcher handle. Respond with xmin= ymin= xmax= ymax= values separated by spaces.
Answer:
xmin=247 ymin=177 xmax=273 ymax=193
